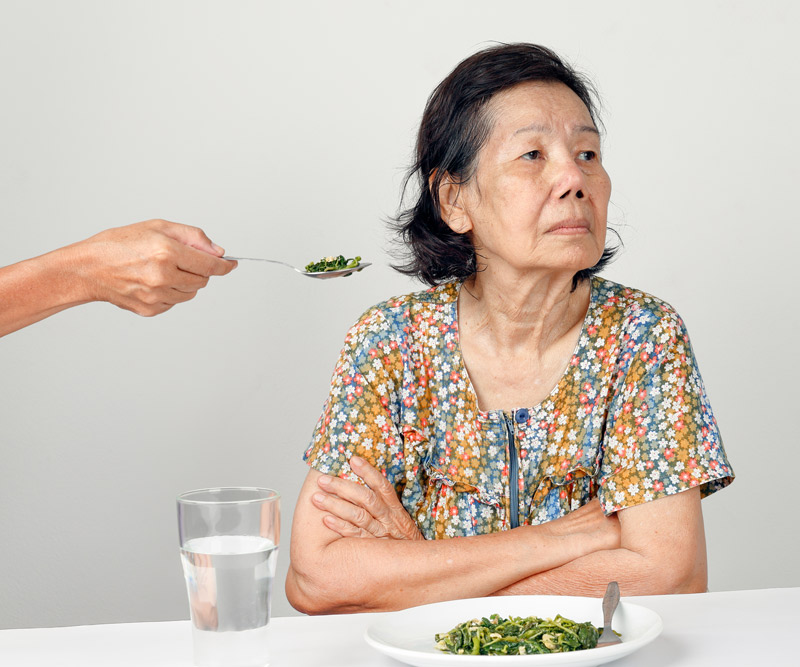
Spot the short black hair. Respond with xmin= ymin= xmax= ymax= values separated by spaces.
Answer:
xmin=390 ymin=42 xmax=618 ymax=287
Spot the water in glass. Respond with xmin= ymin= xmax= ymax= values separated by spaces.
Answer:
xmin=181 ymin=535 xmax=278 ymax=667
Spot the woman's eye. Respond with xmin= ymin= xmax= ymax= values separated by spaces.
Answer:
xmin=522 ymin=150 xmax=541 ymax=160
xmin=578 ymin=150 xmax=598 ymax=161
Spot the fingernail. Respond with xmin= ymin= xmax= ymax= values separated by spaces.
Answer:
xmin=318 ymin=475 xmax=332 ymax=487
xmin=312 ymin=492 xmax=326 ymax=504
xmin=350 ymin=455 xmax=363 ymax=466
xmin=211 ymin=243 xmax=225 ymax=255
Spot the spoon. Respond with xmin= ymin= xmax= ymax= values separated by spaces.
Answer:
xmin=224 ymin=256 xmax=371 ymax=279
xmin=597 ymin=581 xmax=622 ymax=647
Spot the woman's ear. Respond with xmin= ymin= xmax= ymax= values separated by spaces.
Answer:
xmin=431 ymin=171 xmax=473 ymax=234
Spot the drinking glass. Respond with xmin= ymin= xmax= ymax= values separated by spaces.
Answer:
xmin=177 ymin=487 xmax=280 ymax=667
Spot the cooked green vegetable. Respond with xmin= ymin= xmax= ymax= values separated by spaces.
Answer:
xmin=434 ymin=613 xmax=602 ymax=656
xmin=304 ymin=255 xmax=361 ymax=273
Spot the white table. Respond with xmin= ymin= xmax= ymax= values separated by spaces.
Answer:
xmin=1 ymin=588 xmax=797 ymax=666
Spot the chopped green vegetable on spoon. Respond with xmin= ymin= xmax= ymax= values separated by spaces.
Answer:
xmin=304 ymin=255 xmax=362 ymax=273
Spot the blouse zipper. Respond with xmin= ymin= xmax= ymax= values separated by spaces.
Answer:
xmin=503 ymin=412 xmax=520 ymax=529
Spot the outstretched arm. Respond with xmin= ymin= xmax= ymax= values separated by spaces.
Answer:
xmin=285 ymin=461 xmax=621 ymax=615
xmin=492 ymin=486 xmax=707 ymax=597
xmin=0 ymin=219 xmax=236 ymax=337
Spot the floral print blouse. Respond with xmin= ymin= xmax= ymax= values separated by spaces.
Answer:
xmin=304 ymin=277 xmax=733 ymax=540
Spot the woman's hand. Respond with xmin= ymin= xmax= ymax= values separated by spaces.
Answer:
xmin=311 ymin=455 xmax=424 ymax=541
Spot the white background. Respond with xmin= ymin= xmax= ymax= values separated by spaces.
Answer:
xmin=1 ymin=0 xmax=797 ymax=628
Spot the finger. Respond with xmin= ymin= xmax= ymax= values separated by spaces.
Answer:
xmin=321 ymin=514 xmax=372 ymax=539
xmin=171 ymin=241 xmax=238 ymax=278
xmin=313 ymin=487 xmax=386 ymax=536
xmin=130 ymin=285 xmax=198 ymax=309
xmin=318 ymin=473 xmax=422 ymax=541
xmin=139 ymin=258 xmax=213 ymax=292
xmin=152 ymin=220 xmax=226 ymax=256
xmin=321 ymin=467 xmax=420 ymax=540
xmin=317 ymin=474 xmax=385 ymax=521
xmin=311 ymin=490 xmax=386 ymax=537
xmin=350 ymin=456 xmax=400 ymax=504
xmin=348 ymin=457 xmax=410 ymax=533
xmin=127 ymin=301 xmax=175 ymax=318
xmin=155 ymin=266 xmax=210 ymax=292
xmin=164 ymin=288 xmax=199 ymax=304
xmin=170 ymin=277 xmax=209 ymax=294
xmin=121 ymin=279 xmax=196 ymax=314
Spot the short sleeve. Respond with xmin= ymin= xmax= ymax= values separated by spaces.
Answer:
xmin=597 ymin=307 xmax=734 ymax=513
xmin=303 ymin=307 xmax=410 ymax=493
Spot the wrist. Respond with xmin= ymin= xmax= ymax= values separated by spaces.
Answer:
xmin=0 ymin=243 xmax=97 ymax=336
xmin=533 ymin=522 xmax=596 ymax=563
xmin=515 ymin=525 xmax=583 ymax=573
xmin=37 ymin=242 xmax=98 ymax=308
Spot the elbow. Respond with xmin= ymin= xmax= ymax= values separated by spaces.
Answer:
xmin=648 ymin=567 xmax=707 ymax=595
xmin=666 ymin=556 xmax=707 ymax=594
xmin=285 ymin=553 xmax=379 ymax=615
xmin=286 ymin=562 xmax=348 ymax=615
xmin=661 ymin=534 xmax=708 ymax=594
xmin=642 ymin=550 xmax=708 ymax=595
xmin=285 ymin=561 xmax=348 ymax=615
xmin=285 ymin=564 xmax=329 ymax=615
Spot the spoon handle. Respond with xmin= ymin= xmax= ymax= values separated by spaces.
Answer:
xmin=602 ymin=581 xmax=620 ymax=627
xmin=222 ymin=256 xmax=300 ymax=271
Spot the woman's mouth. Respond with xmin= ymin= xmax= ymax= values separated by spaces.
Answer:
xmin=547 ymin=219 xmax=591 ymax=235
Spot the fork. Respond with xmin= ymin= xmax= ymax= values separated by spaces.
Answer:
xmin=597 ymin=581 xmax=622 ymax=647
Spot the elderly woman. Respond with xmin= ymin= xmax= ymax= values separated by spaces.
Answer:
xmin=286 ymin=43 xmax=733 ymax=614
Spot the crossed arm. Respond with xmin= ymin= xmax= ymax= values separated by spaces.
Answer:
xmin=286 ymin=456 xmax=707 ymax=615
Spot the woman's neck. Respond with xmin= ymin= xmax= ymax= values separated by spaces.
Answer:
xmin=458 ymin=268 xmax=590 ymax=356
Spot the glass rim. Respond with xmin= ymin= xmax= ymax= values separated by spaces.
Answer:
xmin=177 ymin=486 xmax=280 ymax=506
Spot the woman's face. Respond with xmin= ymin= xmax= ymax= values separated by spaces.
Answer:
xmin=448 ymin=81 xmax=611 ymax=278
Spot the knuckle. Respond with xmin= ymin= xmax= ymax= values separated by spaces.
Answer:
xmin=137 ymin=303 xmax=166 ymax=317
xmin=147 ymin=265 xmax=172 ymax=288
xmin=363 ymin=489 xmax=378 ymax=507
xmin=376 ymin=477 xmax=394 ymax=493
xmin=140 ymin=289 xmax=162 ymax=306
xmin=151 ymin=245 xmax=173 ymax=265
xmin=143 ymin=218 xmax=168 ymax=232
xmin=352 ymin=508 xmax=370 ymax=526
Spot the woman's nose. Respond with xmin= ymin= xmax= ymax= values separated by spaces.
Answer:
xmin=551 ymin=157 xmax=587 ymax=200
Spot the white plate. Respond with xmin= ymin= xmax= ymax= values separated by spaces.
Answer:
xmin=364 ymin=595 xmax=662 ymax=667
